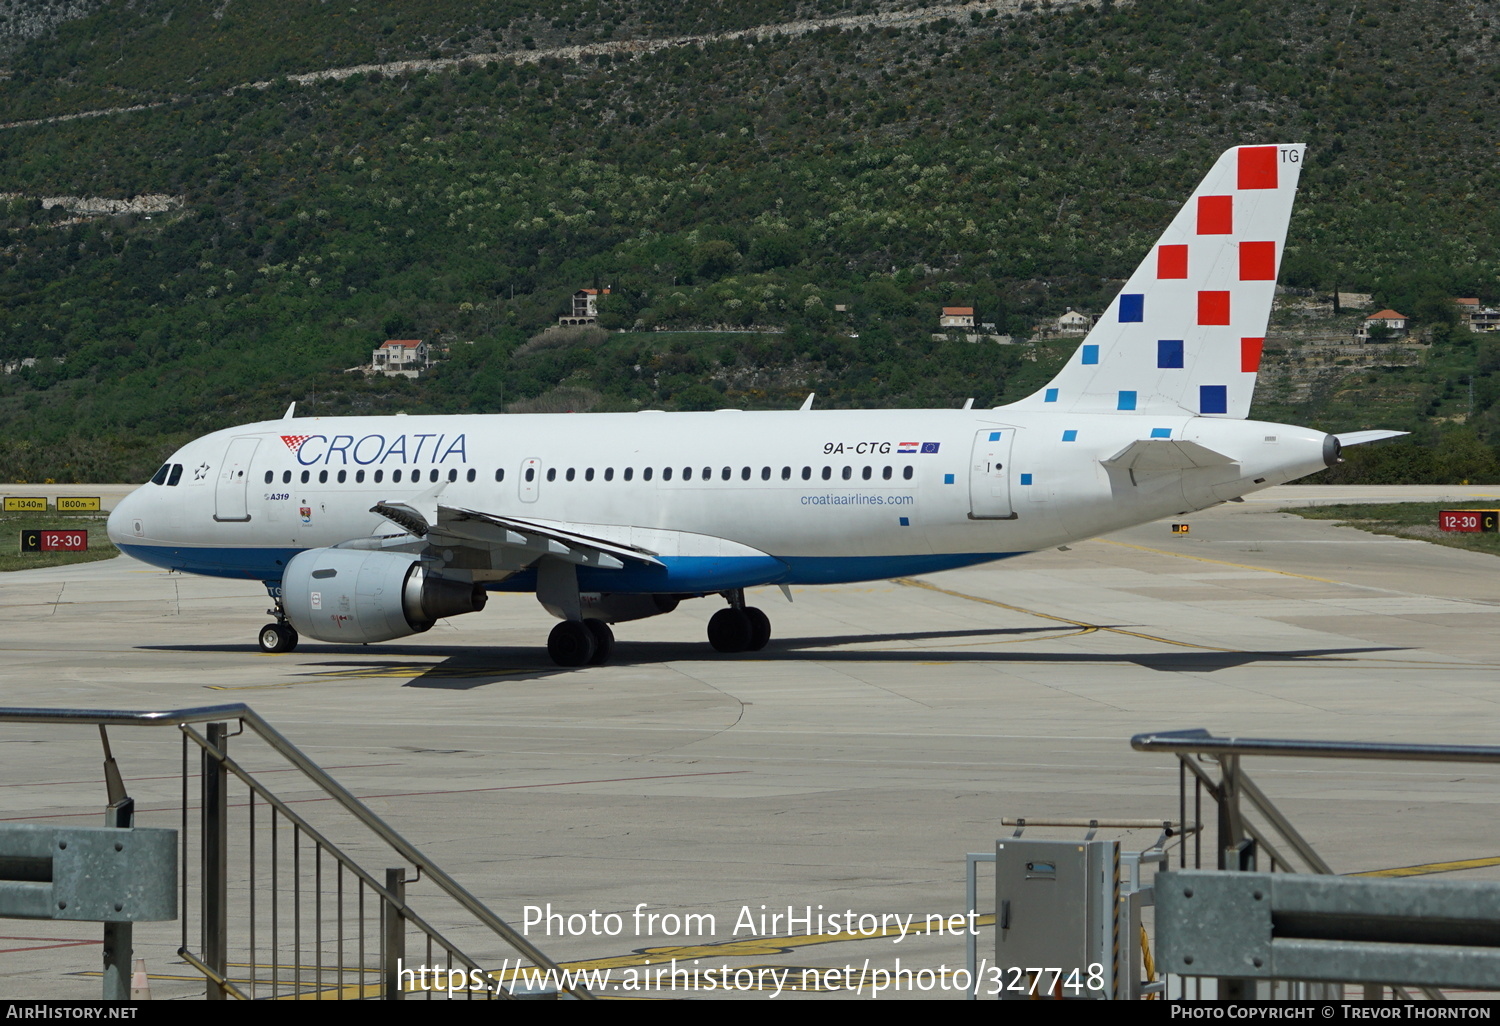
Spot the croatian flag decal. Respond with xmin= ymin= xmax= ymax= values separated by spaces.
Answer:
xmin=920 ymin=442 xmax=941 ymax=454
xmin=897 ymin=442 xmax=920 ymax=453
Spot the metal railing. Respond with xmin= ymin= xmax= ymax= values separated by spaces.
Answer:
xmin=1129 ymin=728 xmax=1500 ymax=1000
xmin=0 ymin=704 xmax=591 ymax=1000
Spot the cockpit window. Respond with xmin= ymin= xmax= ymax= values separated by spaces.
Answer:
xmin=166 ymin=464 xmax=184 ymax=487
xmin=150 ymin=464 xmax=170 ymax=486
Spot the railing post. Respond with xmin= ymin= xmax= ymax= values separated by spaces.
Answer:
xmin=202 ymin=722 xmax=229 ymax=1000
xmin=383 ymin=869 xmax=406 ymax=1000
xmin=101 ymin=797 xmax=135 ymax=1000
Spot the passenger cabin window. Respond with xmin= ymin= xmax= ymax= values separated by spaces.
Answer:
xmin=585 ymin=468 xmax=595 ymax=482
xmin=701 ymin=467 xmax=710 ymax=480
xmin=882 ymin=466 xmax=892 ymax=480
xmin=282 ymin=470 xmax=292 ymax=484
xmin=301 ymin=470 xmax=311 ymax=484
xmin=643 ymin=467 xmax=654 ymax=481
xmin=862 ymin=466 xmax=872 ymax=480
xmin=903 ymin=466 xmax=914 ymax=480
xmin=466 ymin=469 xmax=475 ymax=483
xmin=740 ymin=467 xmax=751 ymax=481
xmin=547 ymin=468 xmax=557 ymax=482
xmin=802 ymin=467 xmax=811 ymax=480
xmin=393 ymin=470 xmax=403 ymax=483
xmin=356 ymin=470 xmax=365 ymax=483
xmin=821 ymin=467 xmax=832 ymax=481
xmin=447 ymin=468 xmax=457 ymax=483
xmin=494 ymin=469 xmax=505 ymax=482
xmin=525 ymin=467 xmax=535 ymax=482
xmin=681 ymin=467 xmax=691 ymax=481
xmin=430 ymin=469 xmax=439 ymax=483
xmin=374 ymin=470 xmax=384 ymax=483
xmin=319 ymin=470 xmax=329 ymax=484
xmin=663 ymin=467 xmax=673 ymax=481
xmin=264 ymin=471 xmax=273 ymax=484
xmin=842 ymin=466 xmax=852 ymax=480
xmin=604 ymin=468 xmax=614 ymax=482
xmin=566 ymin=468 xmax=576 ymax=482
xmin=721 ymin=467 xmax=731 ymax=481
xmin=337 ymin=470 xmax=347 ymax=484
xmin=624 ymin=467 xmax=633 ymax=481
xmin=781 ymin=467 xmax=791 ymax=480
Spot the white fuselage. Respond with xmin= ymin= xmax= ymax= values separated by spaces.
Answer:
xmin=107 ymin=407 xmax=1333 ymax=593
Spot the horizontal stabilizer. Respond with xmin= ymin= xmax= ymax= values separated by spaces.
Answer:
xmin=1104 ymin=438 xmax=1237 ymax=473
xmin=1335 ymin=430 xmax=1408 ymax=447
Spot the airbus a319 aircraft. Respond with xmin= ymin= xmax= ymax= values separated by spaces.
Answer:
xmin=107 ymin=144 xmax=1400 ymax=666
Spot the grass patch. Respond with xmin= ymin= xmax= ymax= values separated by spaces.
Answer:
xmin=0 ymin=513 xmax=118 ymax=572
xmin=1280 ymin=502 xmax=1500 ymax=558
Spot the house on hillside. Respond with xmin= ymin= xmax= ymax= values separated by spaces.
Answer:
xmin=939 ymin=306 xmax=974 ymax=329
xmin=560 ymin=287 xmax=610 ymax=326
xmin=371 ymin=339 xmax=429 ymax=378
xmin=1054 ymin=308 xmax=1093 ymax=334
xmin=1355 ymin=310 xmax=1408 ymax=342
xmin=1455 ymin=297 xmax=1500 ymax=333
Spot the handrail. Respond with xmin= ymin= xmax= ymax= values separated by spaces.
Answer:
xmin=0 ymin=703 xmax=591 ymax=999
xmin=1132 ymin=728 xmax=1500 ymax=764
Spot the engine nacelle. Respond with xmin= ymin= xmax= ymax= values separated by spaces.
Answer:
xmin=282 ymin=548 xmax=487 ymax=644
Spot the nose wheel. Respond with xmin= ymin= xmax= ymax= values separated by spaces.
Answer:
xmin=259 ymin=622 xmax=299 ymax=654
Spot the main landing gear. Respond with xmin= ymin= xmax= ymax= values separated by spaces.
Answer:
xmin=259 ymin=598 xmax=299 ymax=654
xmin=547 ymin=619 xmax=615 ymax=668
xmin=707 ymin=590 xmax=771 ymax=653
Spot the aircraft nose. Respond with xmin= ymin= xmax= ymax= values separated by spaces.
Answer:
xmin=106 ymin=489 xmax=142 ymax=546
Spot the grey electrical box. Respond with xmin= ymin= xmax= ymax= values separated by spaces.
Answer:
xmin=0 ymin=824 xmax=177 ymax=922
xmin=995 ymin=838 xmax=1119 ymax=999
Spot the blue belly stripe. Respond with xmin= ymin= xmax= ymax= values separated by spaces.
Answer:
xmin=118 ymin=543 xmax=1024 ymax=590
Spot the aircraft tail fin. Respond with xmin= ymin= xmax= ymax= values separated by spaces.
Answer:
xmin=1019 ymin=144 xmax=1305 ymax=419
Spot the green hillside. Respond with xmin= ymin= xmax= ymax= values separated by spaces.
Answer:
xmin=2 ymin=0 xmax=1500 ymax=481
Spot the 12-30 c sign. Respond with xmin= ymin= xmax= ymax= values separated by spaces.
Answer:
xmin=20 ymin=530 xmax=89 ymax=552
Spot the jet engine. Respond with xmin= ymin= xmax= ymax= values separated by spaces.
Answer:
xmin=281 ymin=549 xmax=487 ymax=644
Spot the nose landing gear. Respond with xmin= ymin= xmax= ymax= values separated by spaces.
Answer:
xmin=258 ymin=598 xmax=299 ymax=654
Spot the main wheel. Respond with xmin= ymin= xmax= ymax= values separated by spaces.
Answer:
xmin=258 ymin=623 xmax=298 ymax=654
xmin=583 ymin=619 xmax=615 ymax=665
xmin=547 ymin=620 xmax=597 ymax=667
xmin=707 ymin=608 xmax=753 ymax=653
xmin=744 ymin=607 xmax=771 ymax=651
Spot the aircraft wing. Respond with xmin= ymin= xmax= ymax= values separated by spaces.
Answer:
xmin=1102 ymin=439 xmax=1237 ymax=473
xmin=368 ymin=502 xmax=664 ymax=572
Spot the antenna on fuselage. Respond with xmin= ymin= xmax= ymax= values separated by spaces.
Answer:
xmin=283 ymin=402 xmax=297 ymax=420
xmin=962 ymin=398 xmax=974 ymax=409
xmin=799 ymin=393 xmax=815 ymax=411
